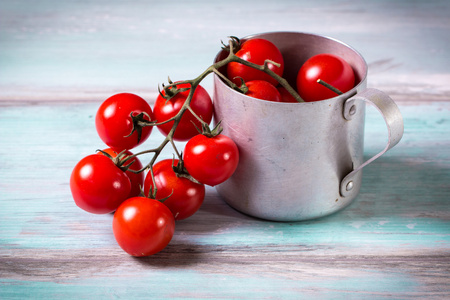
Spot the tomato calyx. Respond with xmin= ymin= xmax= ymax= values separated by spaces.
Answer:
xmin=192 ymin=119 xmax=223 ymax=138
xmin=125 ymin=111 xmax=156 ymax=144
xmin=233 ymin=77 xmax=249 ymax=94
xmin=171 ymin=157 xmax=202 ymax=184
xmin=206 ymin=121 xmax=224 ymax=137
xmin=144 ymin=184 xmax=174 ymax=204
xmin=221 ymin=36 xmax=241 ymax=53
xmin=143 ymin=165 xmax=175 ymax=202
xmin=97 ymin=149 xmax=136 ymax=172
xmin=158 ymin=77 xmax=191 ymax=101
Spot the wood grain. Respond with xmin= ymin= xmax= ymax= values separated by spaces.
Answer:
xmin=1 ymin=0 xmax=450 ymax=298
xmin=1 ymin=100 xmax=449 ymax=298
xmin=1 ymin=0 xmax=449 ymax=101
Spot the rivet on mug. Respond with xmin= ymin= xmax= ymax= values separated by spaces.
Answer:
xmin=343 ymin=98 xmax=358 ymax=121
xmin=346 ymin=181 xmax=354 ymax=191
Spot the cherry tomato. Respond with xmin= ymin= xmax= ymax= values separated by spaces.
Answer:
xmin=144 ymin=159 xmax=205 ymax=220
xmin=245 ymin=80 xmax=281 ymax=102
xmin=277 ymin=86 xmax=298 ymax=103
xmin=183 ymin=134 xmax=239 ymax=186
xmin=296 ymin=53 xmax=355 ymax=102
xmin=154 ymin=83 xmax=213 ymax=141
xmin=70 ymin=154 xmax=131 ymax=214
xmin=95 ymin=93 xmax=154 ymax=152
xmin=99 ymin=148 xmax=144 ymax=199
xmin=227 ymin=38 xmax=284 ymax=87
xmin=113 ymin=197 xmax=175 ymax=257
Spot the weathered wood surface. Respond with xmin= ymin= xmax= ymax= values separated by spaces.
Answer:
xmin=1 ymin=0 xmax=450 ymax=299
xmin=1 ymin=100 xmax=449 ymax=299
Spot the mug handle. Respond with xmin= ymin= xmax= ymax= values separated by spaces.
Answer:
xmin=340 ymin=88 xmax=404 ymax=197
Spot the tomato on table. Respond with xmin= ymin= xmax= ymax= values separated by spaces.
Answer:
xmin=296 ymin=53 xmax=355 ymax=102
xmin=70 ymin=154 xmax=131 ymax=214
xmin=227 ymin=38 xmax=284 ymax=87
xmin=183 ymin=133 xmax=239 ymax=187
xmin=144 ymin=159 xmax=205 ymax=220
xmin=95 ymin=93 xmax=154 ymax=151
xmin=113 ymin=197 xmax=175 ymax=257
xmin=153 ymin=83 xmax=213 ymax=141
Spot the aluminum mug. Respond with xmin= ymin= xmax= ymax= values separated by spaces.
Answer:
xmin=213 ymin=31 xmax=404 ymax=221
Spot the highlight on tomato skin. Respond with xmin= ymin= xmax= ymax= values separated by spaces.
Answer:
xmin=296 ymin=53 xmax=355 ymax=102
xmin=70 ymin=154 xmax=131 ymax=214
xmin=183 ymin=133 xmax=239 ymax=187
xmin=143 ymin=159 xmax=205 ymax=221
xmin=95 ymin=93 xmax=154 ymax=152
xmin=112 ymin=197 xmax=175 ymax=257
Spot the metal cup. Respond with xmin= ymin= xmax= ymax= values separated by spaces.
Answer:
xmin=213 ymin=32 xmax=404 ymax=221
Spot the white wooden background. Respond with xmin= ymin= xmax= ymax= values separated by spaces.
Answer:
xmin=1 ymin=0 xmax=449 ymax=102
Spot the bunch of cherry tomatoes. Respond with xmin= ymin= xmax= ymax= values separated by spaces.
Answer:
xmin=70 ymin=86 xmax=239 ymax=256
xmin=70 ymin=35 xmax=356 ymax=257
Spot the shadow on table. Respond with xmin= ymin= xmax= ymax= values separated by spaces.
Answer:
xmin=134 ymin=155 xmax=448 ymax=267
xmin=183 ymin=154 xmax=448 ymax=226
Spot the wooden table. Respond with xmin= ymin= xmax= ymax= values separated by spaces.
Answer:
xmin=1 ymin=1 xmax=449 ymax=299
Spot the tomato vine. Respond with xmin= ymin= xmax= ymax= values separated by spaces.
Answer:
xmin=71 ymin=34 xmax=352 ymax=256
xmin=118 ymin=37 xmax=304 ymax=184
xmin=94 ymin=37 xmax=347 ymax=198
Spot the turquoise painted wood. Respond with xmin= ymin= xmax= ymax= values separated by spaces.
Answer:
xmin=1 ymin=100 xmax=449 ymax=299
xmin=1 ymin=0 xmax=450 ymax=299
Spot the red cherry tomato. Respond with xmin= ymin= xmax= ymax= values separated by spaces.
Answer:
xmin=95 ymin=93 xmax=154 ymax=152
xmin=227 ymin=38 xmax=284 ymax=87
xmin=70 ymin=154 xmax=131 ymax=214
xmin=154 ymin=83 xmax=213 ymax=141
xmin=113 ymin=197 xmax=175 ymax=257
xmin=183 ymin=134 xmax=239 ymax=186
xmin=99 ymin=148 xmax=144 ymax=199
xmin=296 ymin=53 xmax=355 ymax=102
xmin=277 ymin=86 xmax=298 ymax=103
xmin=245 ymin=80 xmax=281 ymax=102
xmin=144 ymin=159 xmax=205 ymax=220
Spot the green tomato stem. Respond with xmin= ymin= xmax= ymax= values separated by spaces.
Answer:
xmin=317 ymin=79 xmax=343 ymax=95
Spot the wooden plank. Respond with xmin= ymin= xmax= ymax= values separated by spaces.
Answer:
xmin=0 ymin=100 xmax=449 ymax=298
xmin=1 ymin=0 xmax=449 ymax=101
